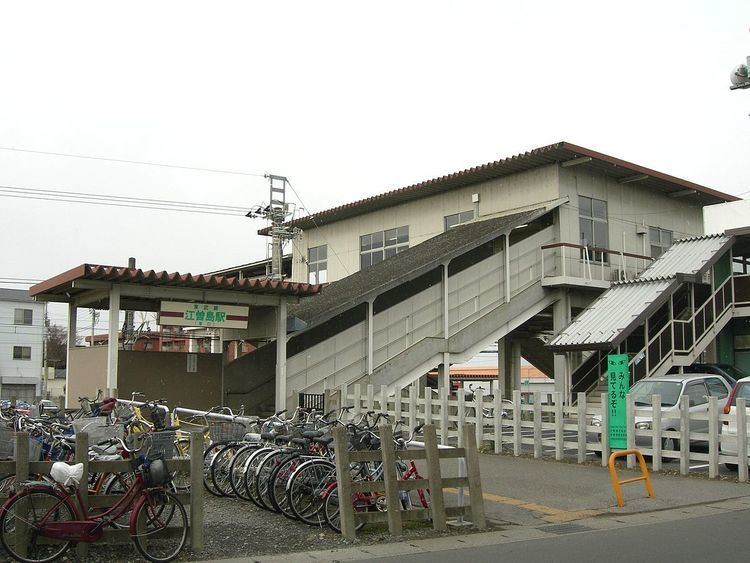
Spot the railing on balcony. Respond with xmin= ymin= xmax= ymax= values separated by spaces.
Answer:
xmin=735 ymin=273 xmax=750 ymax=307
xmin=540 ymin=242 xmax=654 ymax=283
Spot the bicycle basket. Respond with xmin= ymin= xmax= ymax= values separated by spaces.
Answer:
xmin=149 ymin=430 xmax=176 ymax=460
xmin=142 ymin=456 xmax=171 ymax=488
xmin=141 ymin=405 xmax=167 ymax=429
xmin=207 ymin=420 xmax=247 ymax=442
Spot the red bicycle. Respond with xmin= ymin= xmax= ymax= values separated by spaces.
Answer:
xmin=0 ymin=437 xmax=187 ymax=563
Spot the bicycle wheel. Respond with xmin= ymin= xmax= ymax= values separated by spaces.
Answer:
xmin=171 ymin=438 xmax=191 ymax=492
xmin=255 ymin=450 xmax=285 ymax=511
xmin=0 ymin=487 xmax=75 ymax=563
xmin=211 ymin=443 xmax=241 ymax=497
xmin=322 ymin=484 xmax=366 ymax=534
xmin=203 ymin=441 xmax=228 ymax=497
xmin=102 ymin=471 xmax=136 ymax=529
xmin=229 ymin=444 xmax=258 ymax=500
xmin=287 ymin=459 xmax=336 ymax=525
xmin=131 ymin=490 xmax=188 ymax=563
xmin=268 ymin=453 xmax=302 ymax=516
xmin=244 ymin=447 xmax=273 ymax=508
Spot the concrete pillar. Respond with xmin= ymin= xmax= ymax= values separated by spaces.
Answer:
xmin=367 ymin=300 xmax=374 ymax=376
xmin=438 ymin=352 xmax=451 ymax=391
xmin=500 ymin=338 xmax=521 ymax=398
xmin=65 ymin=303 xmax=77 ymax=409
xmin=275 ymin=299 xmax=287 ymax=412
xmin=442 ymin=263 xmax=450 ymax=337
xmin=106 ymin=286 xmax=120 ymax=398
xmin=553 ymin=291 xmax=572 ymax=403
xmin=188 ymin=331 xmax=198 ymax=353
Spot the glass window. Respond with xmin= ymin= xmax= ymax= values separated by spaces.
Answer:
xmin=308 ymin=245 xmax=328 ymax=284
xmin=649 ymin=227 xmax=674 ymax=259
xmin=685 ymin=382 xmax=708 ymax=406
xmin=360 ymin=226 xmax=409 ymax=270
xmin=12 ymin=346 xmax=31 ymax=360
xmin=705 ymin=377 xmax=729 ymax=399
xmin=13 ymin=309 xmax=32 ymax=325
xmin=630 ymin=381 xmax=682 ymax=406
xmin=444 ymin=210 xmax=475 ymax=231
xmin=730 ymin=382 xmax=750 ymax=406
xmin=578 ymin=196 xmax=608 ymax=263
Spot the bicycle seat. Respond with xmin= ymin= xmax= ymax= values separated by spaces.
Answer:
xmin=260 ymin=432 xmax=276 ymax=441
xmin=302 ymin=430 xmax=323 ymax=439
xmin=51 ymin=462 xmax=84 ymax=487
xmin=290 ymin=438 xmax=308 ymax=446
xmin=274 ymin=434 xmax=292 ymax=443
xmin=313 ymin=436 xmax=334 ymax=446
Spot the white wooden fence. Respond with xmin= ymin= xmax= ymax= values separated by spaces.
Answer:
xmin=334 ymin=383 xmax=750 ymax=482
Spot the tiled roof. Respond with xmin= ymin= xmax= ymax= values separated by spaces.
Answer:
xmin=260 ymin=141 xmax=738 ymax=235
xmin=29 ymin=264 xmax=322 ymax=299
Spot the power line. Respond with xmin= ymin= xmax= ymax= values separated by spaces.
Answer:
xmin=0 ymin=146 xmax=267 ymax=177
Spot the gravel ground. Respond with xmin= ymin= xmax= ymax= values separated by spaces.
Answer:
xmin=19 ymin=493 xmax=500 ymax=562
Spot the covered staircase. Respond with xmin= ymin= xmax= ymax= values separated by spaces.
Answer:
xmin=551 ymin=233 xmax=750 ymax=404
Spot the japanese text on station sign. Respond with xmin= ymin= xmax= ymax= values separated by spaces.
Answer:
xmin=607 ymin=353 xmax=630 ymax=450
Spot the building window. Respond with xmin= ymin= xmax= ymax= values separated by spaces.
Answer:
xmin=12 ymin=346 xmax=31 ymax=360
xmin=360 ymin=226 xmax=409 ymax=270
xmin=579 ymin=196 xmax=609 ymax=262
xmin=444 ymin=210 xmax=475 ymax=231
xmin=13 ymin=309 xmax=32 ymax=325
xmin=649 ymin=227 xmax=673 ymax=259
xmin=308 ymin=245 xmax=328 ymax=284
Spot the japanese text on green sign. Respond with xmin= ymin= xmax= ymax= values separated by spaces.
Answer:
xmin=607 ymin=353 xmax=630 ymax=450
xmin=184 ymin=304 xmax=227 ymax=326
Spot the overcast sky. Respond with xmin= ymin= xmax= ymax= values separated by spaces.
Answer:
xmin=1 ymin=1 xmax=749 ymax=329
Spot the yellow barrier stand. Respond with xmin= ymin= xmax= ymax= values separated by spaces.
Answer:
xmin=608 ymin=449 xmax=655 ymax=507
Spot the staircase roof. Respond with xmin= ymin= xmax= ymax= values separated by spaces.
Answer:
xmin=290 ymin=206 xmax=553 ymax=327
xmin=547 ymin=233 xmax=735 ymax=351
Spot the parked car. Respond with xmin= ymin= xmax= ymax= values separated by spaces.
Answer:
xmin=668 ymin=363 xmax=748 ymax=388
xmin=719 ymin=375 xmax=750 ymax=471
xmin=591 ymin=374 xmax=733 ymax=453
xmin=38 ymin=399 xmax=61 ymax=416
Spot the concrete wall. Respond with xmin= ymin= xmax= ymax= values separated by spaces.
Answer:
xmin=0 ymin=297 xmax=45 ymax=393
xmin=704 ymin=199 xmax=750 ymax=234
xmin=292 ymin=165 xmax=560 ymax=283
xmin=67 ymin=347 xmax=108 ymax=408
xmin=117 ymin=351 xmax=222 ymax=411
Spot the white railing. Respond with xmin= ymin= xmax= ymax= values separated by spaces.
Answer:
xmin=338 ymin=383 xmax=750 ymax=482
xmin=540 ymin=242 xmax=653 ymax=282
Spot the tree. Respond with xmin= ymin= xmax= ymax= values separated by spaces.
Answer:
xmin=45 ymin=324 xmax=67 ymax=369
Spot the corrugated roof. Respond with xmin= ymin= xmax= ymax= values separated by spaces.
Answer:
xmin=0 ymin=288 xmax=35 ymax=303
xmin=548 ymin=234 xmax=736 ymax=351
xmin=638 ymin=234 xmax=733 ymax=280
xmin=290 ymin=206 xmax=553 ymax=326
xmin=29 ymin=264 xmax=322 ymax=300
xmin=259 ymin=141 xmax=738 ymax=235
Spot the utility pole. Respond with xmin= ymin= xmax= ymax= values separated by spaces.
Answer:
xmin=246 ymin=174 xmax=299 ymax=281
xmin=123 ymin=257 xmax=136 ymax=349
xmin=89 ymin=308 xmax=100 ymax=347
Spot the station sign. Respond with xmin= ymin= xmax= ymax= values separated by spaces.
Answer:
xmin=607 ymin=353 xmax=630 ymax=450
xmin=159 ymin=302 xmax=248 ymax=329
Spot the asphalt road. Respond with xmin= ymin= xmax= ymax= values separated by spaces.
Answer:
xmin=365 ymin=508 xmax=750 ymax=563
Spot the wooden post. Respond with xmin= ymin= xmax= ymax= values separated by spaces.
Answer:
xmin=679 ymin=395 xmax=690 ymax=476
xmin=394 ymin=386 xmax=402 ymax=423
xmin=708 ymin=397 xmax=719 ymax=479
xmin=424 ymin=387 xmax=433 ymax=427
xmin=576 ymin=392 xmax=586 ymax=464
xmin=332 ymin=426 xmax=356 ymax=540
xmin=600 ymin=392 xmax=609 ymax=467
xmin=190 ymin=430 xmax=205 ymax=551
xmin=15 ymin=433 xmax=29 ymax=558
xmin=75 ymin=432 xmax=89 ymax=559
xmin=474 ymin=388 xmax=484 ymax=447
xmin=493 ymin=391 xmax=502 ymax=454
xmin=457 ymin=390 xmax=466 ymax=447
xmin=366 ymin=384 xmax=375 ymax=412
xmin=353 ymin=383 xmax=362 ymax=419
xmin=380 ymin=384 xmax=388 ymax=415
xmin=409 ymin=384 xmax=418 ymax=432
xmin=513 ymin=390 xmax=522 ymax=456
xmin=462 ymin=424 xmax=486 ymax=529
xmin=533 ymin=391 xmax=542 ymax=458
xmin=652 ymin=394 xmax=662 ymax=472
xmin=738 ymin=398 xmax=748 ymax=483
xmin=423 ymin=425 xmax=446 ymax=531
xmin=626 ymin=394 xmax=635 ymax=469
xmin=440 ymin=387 xmax=449 ymax=445
xmin=379 ymin=425 xmax=403 ymax=536
xmin=554 ymin=392 xmax=563 ymax=461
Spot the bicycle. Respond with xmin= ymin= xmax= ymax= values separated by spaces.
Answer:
xmin=0 ymin=435 xmax=188 ymax=563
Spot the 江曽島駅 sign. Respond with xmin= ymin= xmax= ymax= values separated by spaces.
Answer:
xmin=158 ymin=302 xmax=248 ymax=329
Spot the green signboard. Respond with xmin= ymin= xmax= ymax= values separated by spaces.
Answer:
xmin=607 ymin=354 xmax=630 ymax=450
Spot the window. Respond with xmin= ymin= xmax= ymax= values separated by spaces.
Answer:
xmin=578 ymin=196 xmax=609 ymax=262
xmin=685 ymin=381 xmax=708 ymax=406
xmin=186 ymin=354 xmax=198 ymax=373
xmin=444 ymin=210 xmax=475 ymax=231
xmin=705 ymin=377 xmax=729 ymax=399
xmin=360 ymin=226 xmax=408 ymax=270
xmin=13 ymin=309 xmax=32 ymax=325
xmin=308 ymin=245 xmax=328 ymax=284
xmin=649 ymin=227 xmax=673 ymax=259
xmin=12 ymin=346 xmax=31 ymax=360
